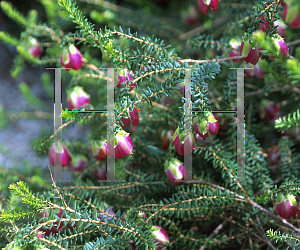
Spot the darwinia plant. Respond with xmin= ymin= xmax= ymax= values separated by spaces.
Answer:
xmin=0 ymin=0 xmax=300 ymax=249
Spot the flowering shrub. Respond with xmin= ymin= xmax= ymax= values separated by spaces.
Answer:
xmin=0 ymin=0 xmax=300 ymax=249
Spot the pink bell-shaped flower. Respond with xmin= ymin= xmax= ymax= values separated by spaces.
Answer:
xmin=93 ymin=165 xmax=107 ymax=181
xmin=151 ymin=225 xmax=169 ymax=246
xmin=161 ymin=129 xmax=175 ymax=150
xmin=274 ymin=19 xmax=287 ymax=38
xmin=181 ymin=5 xmax=200 ymax=25
xmin=48 ymin=142 xmax=72 ymax=167
xmin=60 ymin=44 xmax=83 ymax=71
xmin=245 ymin=63 xmax=264 ymax=79
xmin=69 ymin=154 xmax=87 ymax=172
xmin=198 ymin=0 xmax=219 ymax=15
xmin=240 ymin=39 xmax=262 ymax=65
xmin=130 ymin=106 xmax=141 ymax=126
xmin=120 ymin=116 xmax=131 ymax=129
xmin=98 ymin=203 xmax=115 ymax=221
xmin=228 ymin=40 xmax=240 ymax=62
xmin=273 ymin=37 xmax=289 ymax=59
xmin=165 ymin=158 xmax=187 ymax=185
xmin=29 ymin=38 xmax=43 ymax=58
xmin=90 ymin=140 xmax=107 ymax=162
xmin=193 ymin=116 xmax=209 ymax=138
xmin=40 ymin=209 xmax=66 ymax=235
xmin=283 ymin=2 xmax=300 ymax=28
xmin=67 ymin=86 xmax=90 ymax=110
xmin=258 ymin=99 xmax=281 ymax=123
xmin=258 ymin=16 xmax=271 ymax=32
xmin=171 ymin=130 xmax=197 ymax=155
xmin=274 ymin=193 xmax=298 ymax=220
xmin=107 ymin=130 xmax=133 ymax=159
xmin=207 ymin=112 xmax=219 ymax=135
xmin=117 ymin=69 xmax=135 ymax=91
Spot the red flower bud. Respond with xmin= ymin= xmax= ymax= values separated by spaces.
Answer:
xmin=181 ymin=5 xmax=200 ymax=25
xmin=275 ymin=193 xmax=298 ymax=220
xmin=130 ymin=106 xmax=140 ymax=126
xmin=60 ymin=45 xmax=83 ymax=71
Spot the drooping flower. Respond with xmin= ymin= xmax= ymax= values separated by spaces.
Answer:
xmin=181 ymin=4 xmax=200 ymax=25
xmin=151 ymin=225 xmax=170 ymax=246
xmin=245 ymin=63 xmax=264 ymax=79
xmin=107 ymin=130 xmax=133 ymax=159
xmin=60 ymin=44 xmax=83 ymax=71
xmin=117 ymin=69 xmax=135 ymax=91
xmin=171 ymin=130 xmax=197 ymax=155
xmin=258 ymin=99 xmax=281 ymax=123
xmin=198 ymin=0 xmax=219 ymax=15
xmin=67 ymin=86 xmax=90 ymax=110
xmin=161 ymin=129 xmax=175 ymax=150
xmin=274 ymin=193 xmax=298 ymax=220
xmin=93 ymin=165 xmax=107 ymax=181
xmin=90 ymin=140 xmax=107 ymax=162
xmin=207 ymin=112 xmax=219 ymax=135
xmin=48 ymin=142 xmax=72 ymax=167
xmin=228 ymin=40 xmax=240 ymax=62
xmin=29 ymin=38 xmax=43 ymax=58
xmin=274 ymin=19 xmax=287 ymax=38
xmin=165 ymin=158 xmax=187 ymax=185
xmin=130 ymin=106 xmax=140 ymax=126
xmin=69 ymin=154 xmax=87 ymax=172
xmin=283 ymin=2 xmax=300 ymax=28
xmin=240 ymin=39 xmax=262 ymax=65
xmin=273 ymin=36 xmax=289 ymax=59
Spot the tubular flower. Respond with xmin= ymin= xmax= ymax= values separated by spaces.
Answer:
xmin=161 ymin=129 xmax=175 ymax=150
xmin=245 ymin=63 xmax=264 ymax=79
xmin=273 ymin=36 xmax=289 ymax=59
xmin=90 ymin=140 xmax=107 ymax=162
xmin=171 ymin=130 xmax=197 ymax=155
xmin=60 ymin=44 xmax=83 ymax=71
xmin=198 ymin=0 xmax=219 ymax=15
xmin=117 ymin=69 xmax=135 ymax=90
xmin=283 ymin=1 xmax=300 ymax=28
xmin=130 ymin=106 xmax=141 ymax=126
xmin=48 ymin=142 xmax=72 ymax=167
xmin=29 ymin=38 xmax=43 ymax=58
xmin=240 ymin=39 xmax=262 ymax=65
xmin=165 ymin=158 xmax=187 ymax=185
xmin=69 ymin=154 xmax=87 ymax=172
xmin=93 ymin=165 xmax=107 ymax=181
xmin=107 ymin=130 xmax=133 ymax=159
xmin=67 ymin=86 xmax=90 ymax=110
xmin=151 ymin=225 xmax=170 ymax=246
xmin=274 ymin=193 xmax=298 ymax=220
